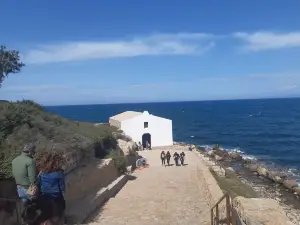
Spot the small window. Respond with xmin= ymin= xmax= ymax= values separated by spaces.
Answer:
xmin=144 ymin=122 xmax=148 ymax=128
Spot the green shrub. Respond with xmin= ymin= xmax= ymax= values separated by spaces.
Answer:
xmin=0 ymin=100 xmax=118 ymax=178
xmin=108 ymin=151 xmax=127 ymax=174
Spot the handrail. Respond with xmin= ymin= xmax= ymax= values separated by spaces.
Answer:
xmin=210 ymin=192 xmax=236 ymax=225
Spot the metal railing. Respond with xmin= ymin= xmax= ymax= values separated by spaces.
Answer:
xmin=210 ymin=192 xmax=236 ymax=225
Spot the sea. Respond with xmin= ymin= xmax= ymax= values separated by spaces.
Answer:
xmin=46 ymin=98 xmax=300 ymax=179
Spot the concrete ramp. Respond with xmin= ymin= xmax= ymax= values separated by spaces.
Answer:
xmin=86 ymin=150 xmax=211 ymax=225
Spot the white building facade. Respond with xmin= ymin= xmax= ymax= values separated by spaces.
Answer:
xmin=109 ymin=111 xmax=173 ymax=147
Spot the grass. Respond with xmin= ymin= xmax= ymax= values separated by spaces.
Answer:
xmin=210 ymin=168 xmax=258 ymax=199
xmin=0 ymin=100 xmax=122 ymax=179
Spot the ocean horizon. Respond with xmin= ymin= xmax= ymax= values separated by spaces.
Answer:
xmin=46 ymin=97 xmax=300 ymax=177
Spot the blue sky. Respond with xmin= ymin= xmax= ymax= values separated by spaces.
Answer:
xmin=1 ymin=0 xmax=300 ymax=105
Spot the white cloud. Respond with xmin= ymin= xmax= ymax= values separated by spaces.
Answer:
xmin=24 ymin=33 xmax=215 ymax=64
xmin=233 ymin=31 xmax=300 ymax=51
xmin=279 ymin=85 xmax=298 ymax=91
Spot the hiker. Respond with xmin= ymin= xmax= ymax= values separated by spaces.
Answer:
xmin=138 ymin=142 xmax=142 ymax=151
xmin=180 ymin=151 xmax=185 ymax=165
xmin=38 ymin=152 xmax=66 ymax=224
xmin=166 ymin=151 xmax=171 ymax=166
xmin=12 ymin=144 xmax=37 ymax=207
xmin=160 ymin=151 xmax=166 ymax=166
xmin=146 ymin=141 xmax=151 ymax=150
xmin=173 ymin=152 xmax=180 ymax=166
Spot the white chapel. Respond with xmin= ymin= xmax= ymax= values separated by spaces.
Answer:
xmin=109 ymin=111 xmax=173 ymax=148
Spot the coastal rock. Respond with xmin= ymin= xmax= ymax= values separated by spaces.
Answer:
xmin=214 ymin=155 xmax=223 ymax=161
xmin=268 ymin=171 xmax=283 ymax=183
xmin=206 ymin=161 xmax=216 ymax=167
xmin=225 ymin=167 xmax=236 ymax=178
xmin=283 ymin=180 xmax=297 ymax=191
xmin=257 ymin=166 xmax=268 ymax=177
xmin=213 ymin=149 xmax=229 ymax=158
xmin=207 ymin=150 xmax=214 ymax=156
xmin=197 ymin=146 xmax=206 ymax=152
xmin=232 ymin=197 xmax=295 ymax=225
xmin=211 ymin=166 xmax=225 ymax=177
xmin=228 ymin=152 xmax=243 ymax=161
xmin=244 ymin=164 xmax=258 ymax=172
xmin=293 ymin=187 xmax=300 ymax=195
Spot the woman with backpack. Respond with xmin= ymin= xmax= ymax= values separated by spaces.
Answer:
xmin=38 ymin=152 xmax=66 ymax=225
xmin=160 ymin=151 xmax=166 ymax=166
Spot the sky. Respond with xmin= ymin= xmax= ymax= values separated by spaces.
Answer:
xmin=1 ymin=0 xmax=300 ymax=105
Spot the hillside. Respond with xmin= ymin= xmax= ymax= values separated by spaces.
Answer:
xmin=0 ymin=100 xmax=118 ymax=179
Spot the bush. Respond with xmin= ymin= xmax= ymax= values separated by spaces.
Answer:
xmin=108 ymin=151 xmax=127 ymax=174
xmin=0 ymin=100 xmax=118 ymax=178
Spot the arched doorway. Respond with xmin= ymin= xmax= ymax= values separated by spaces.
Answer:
xmin=142 ymin=133 xmax=151 ymax=149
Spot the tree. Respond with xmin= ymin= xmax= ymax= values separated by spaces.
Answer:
xmin=0 ymin=45 xmax=25 ymax=87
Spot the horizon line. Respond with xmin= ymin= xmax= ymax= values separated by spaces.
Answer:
xmin=43 ymin=96 xmax=300 ymax=107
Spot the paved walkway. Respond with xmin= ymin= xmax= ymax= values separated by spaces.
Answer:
xmin=87 ymin=150 xmax=211 ymax=225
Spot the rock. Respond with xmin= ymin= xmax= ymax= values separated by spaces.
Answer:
xmin=268 ymin=171 xmax=283 ymax=183
xmin=211 ymin=165 xmax=225 ymax=177
xmin=283 ymin=179 xmax=297 ymax=191
xmin=245 ymin=164 xmax=258 ymax=172
xmin=207 ymin=150 xmax=214 ymax=156
xmin=225 ymin=167 xmax=236 ymax=178
xmin=227 ymin=167 xmax=235 ymax=172
xmin=232 ymin=197 xmax=295 ymax=225
xmin=213 ymin=149 xmax=229 ymax=158
xmin=293 ymin=187 xmax=300 ymax=195
xmin=214 ymin=155 xmax=223 ymax=161
xmin=197 ymin=146 xmax=206 ymax=152
xmin=257 ymin=166 xmax=268 ymax=177
xmin=228 ymin=152 xmax=243 ymax=160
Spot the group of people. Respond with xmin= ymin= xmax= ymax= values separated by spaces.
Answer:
xmin=160 ymin=151 xmax=186 ymax=166
xmin=137 ymin=141 xmax=151 ymax=151
xmin=11 ymin=144 xmax=66 ymax=225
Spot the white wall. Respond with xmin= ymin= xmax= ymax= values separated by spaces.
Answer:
xmin=120 ymin=112 xmax=173 ymax=147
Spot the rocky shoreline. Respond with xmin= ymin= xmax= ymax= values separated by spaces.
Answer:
xmin=174 ymin=142 xmax=300 ymax=225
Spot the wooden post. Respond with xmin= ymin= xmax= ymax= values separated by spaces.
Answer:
xmin=226 ymin=195 xmax=231 ymax=225
xmin=211 ymin=209 xmax=214 ymax=225
xmin=216 ymin=205 xmax=219 ymax=225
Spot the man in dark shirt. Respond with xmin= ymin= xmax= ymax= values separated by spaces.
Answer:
xmin=180 ymin=151 xmax=186 ymax=166
xmin=173 ymin=152 xmax=180 ymax=166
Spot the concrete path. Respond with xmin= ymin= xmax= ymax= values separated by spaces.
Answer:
xmin=87 ymin=150 xmax=211 ymax=225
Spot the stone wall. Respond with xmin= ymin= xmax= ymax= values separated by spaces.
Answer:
xmin=192 ymin=148 xmax=295 ymax=225
xmin=233 ymin=197 xmax=295 ymax=225
xmin=64 ymin=158 xmax=119 ymax=206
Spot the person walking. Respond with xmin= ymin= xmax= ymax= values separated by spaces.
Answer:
xmin=166 ymin=151 xmax=171 ymax=166
xmin=38 ymin=152 xmax=66 ymax=224
xmin=173 ymin=152 xmax=180 ymax=166
xmin=12 ymin=144 xmax=37 ymax=206
xmin=180 ymin=151 xmax=186 ymax=165
xmin=160 ymin=151 xmax=166 ymax=166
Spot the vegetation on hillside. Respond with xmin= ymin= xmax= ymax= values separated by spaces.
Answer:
xmin=0 ymin=100 xmax=120 ymax=179
xmin=0 ymin=45 xmax=127 ymax=179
